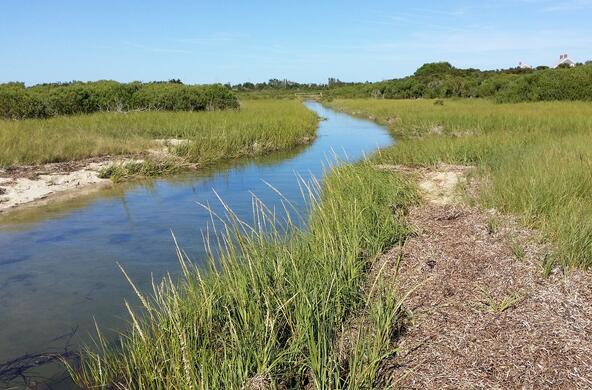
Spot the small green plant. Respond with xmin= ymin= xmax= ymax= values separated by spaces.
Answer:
xmin=540 ymin=253 xmax=556 ymax=278
xmin=478 ymin=288 xmax=522 ymax=313
xmin=486 ymin=216 xmax=500 ymax=235
xmin=510 ymin=240 xmax=525 ymax=260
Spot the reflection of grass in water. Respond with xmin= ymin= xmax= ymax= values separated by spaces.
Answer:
xmin=327 ymin=98 xmax=592 ymax=269
xmin=70 ymin=163 xmax=418 ymax=389
xmin=0 ymin=186 xmax=127 ymax=230
xmin=0 ymin=141 xmax=313 ymax=231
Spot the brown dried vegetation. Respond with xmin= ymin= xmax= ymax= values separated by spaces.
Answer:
xmin=373 ymin=166 xmax=592 ymax=389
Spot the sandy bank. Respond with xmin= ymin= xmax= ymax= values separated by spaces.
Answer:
xmin=0 ymin=138 xmax=192 ymax=214
xmin=0 ymin=160 xmax=116 ymax=213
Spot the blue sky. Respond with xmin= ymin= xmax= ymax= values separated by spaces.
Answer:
xmin=1 ymin=0 xmax=591 ymax=85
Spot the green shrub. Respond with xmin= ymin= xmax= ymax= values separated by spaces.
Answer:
xmin=0 ymin=81 xmax=239 ymax=119
xmin=496 ymin=66 xmax=592 ymax=102
xmin=325 ymin=62 xmax=592 ymax=103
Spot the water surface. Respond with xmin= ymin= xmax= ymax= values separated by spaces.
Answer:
xmin=0 ymin=102 xmax=392 ymax=387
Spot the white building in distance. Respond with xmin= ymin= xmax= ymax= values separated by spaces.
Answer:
xmin=554 ymin=54 xmax=576 ymax=68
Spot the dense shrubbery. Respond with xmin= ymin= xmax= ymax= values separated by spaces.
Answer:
xmin=231 ymin=62 xmax=592 ymax=103
xmin=326 ymin=62 xmax=592 ymax=103
xmin=494 ymin=66 xmax=592 ymax=102
xmin=0 ymin=81 xmax=239 ymax=119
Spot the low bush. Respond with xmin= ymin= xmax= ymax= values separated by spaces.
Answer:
xmin=0 ymin=81 xmax=239 ymax=119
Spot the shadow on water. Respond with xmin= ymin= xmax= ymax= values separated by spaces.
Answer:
xmin=0 ymin=102 xmax=393 ymax=388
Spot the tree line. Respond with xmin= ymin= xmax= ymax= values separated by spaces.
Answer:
xmin=328 ymin=62 xmax=592 ymax=102
xmin=230 ymin=62 xmax=592 ymax=103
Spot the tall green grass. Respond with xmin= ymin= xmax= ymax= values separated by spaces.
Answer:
xmin=69 ymin=163 xmax=417 ymax=388
xmin=0 ymin=100 xmax=318 ymax=168
xmin=327 ymin=98 xmax=592 ymax=268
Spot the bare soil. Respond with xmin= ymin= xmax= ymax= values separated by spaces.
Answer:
xmin=374 ymin=165 xmax=592 ymax=389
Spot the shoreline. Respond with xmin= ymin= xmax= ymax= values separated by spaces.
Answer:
xmin=0 ymin=135 xmax=318 ymax=215
xmin=0 ymin=158 xmax=117 ymax=214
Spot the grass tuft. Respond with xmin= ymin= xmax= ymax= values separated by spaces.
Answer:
xmin=68 ymin=162 xmax=418 ymax=388
xmin=540 ymin=254 xmax=556 ymax=278
xmin=510 ymin=240 xmax=526 ymax=261
xmin=98 ymin=160 xmax=182 ymax=182
xmin=486 ymin=216 xmax=500 ymax=235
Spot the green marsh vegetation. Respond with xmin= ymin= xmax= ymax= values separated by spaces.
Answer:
xmin=327 ymin=98 xmax=592 ymax=269
xmin=0 ymin=100 xmax=318 ymax=169
xmin=70 ymin=163 xmax=418 ymax=388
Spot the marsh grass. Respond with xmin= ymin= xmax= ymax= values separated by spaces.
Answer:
xmin=486 ymin=216 xmax=500 ymax=235
xmin=327 ymin=99 xmax=592 ymax=268
xmin=510 ymin=240 xmax=526 ymax=261
xmin=0 ymin=100 xmax=318 ymax=168
xmin=68 ymin=163 xmax=417 ymax=389
xmin=98 ymin=160 xmax=183 ymax=182
xmin=478 ymin=288 xmax=522 ymax=314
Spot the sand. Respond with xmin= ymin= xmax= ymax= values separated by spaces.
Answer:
xmin=0 ymin=139 xmax=190 ymax=214
xmin=0 ymin=161 xmax=115 ymax=213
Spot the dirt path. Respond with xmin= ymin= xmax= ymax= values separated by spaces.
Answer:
xmin=377 ymin=165 xmax=592 ymax=389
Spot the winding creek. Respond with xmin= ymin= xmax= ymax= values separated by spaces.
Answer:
xmin=0 ymin=102 xmax=393 ymax=388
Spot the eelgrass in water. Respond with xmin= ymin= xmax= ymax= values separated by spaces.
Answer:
xmin=68 ymin=162 xmax=417 ymax=389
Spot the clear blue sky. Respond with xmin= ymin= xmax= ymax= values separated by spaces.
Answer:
xmin=1 ymin=0 xmax=591 ymax=85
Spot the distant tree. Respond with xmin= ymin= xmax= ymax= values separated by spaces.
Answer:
xmin=414 ymin=62 xmax=454 ymax=77
xmin=328 ymin=78 xmax=344 ymax=87
xmin=0 ymin=81 xmax=25 ymax=89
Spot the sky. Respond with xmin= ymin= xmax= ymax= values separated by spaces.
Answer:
xmin=1 ymin=0 xmax=591 ymax=85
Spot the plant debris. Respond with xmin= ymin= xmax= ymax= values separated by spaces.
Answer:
xmin=375 ymin=166 xmax=592 ymax=389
